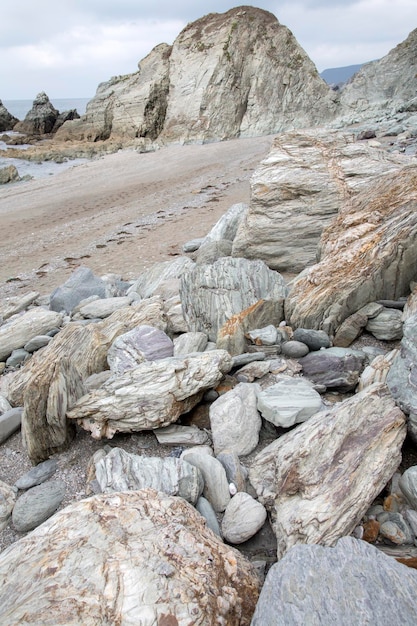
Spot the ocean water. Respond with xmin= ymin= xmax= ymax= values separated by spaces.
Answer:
xmin=3 ymin=97 xmax=91 ymax=121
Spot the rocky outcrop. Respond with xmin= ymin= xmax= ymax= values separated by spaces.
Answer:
xmin=0 ymin=490 xmax=260 ymax=625
xmin=285 ymin=166 xmax=417 ymax=336
xmin=339 ymin=28 xmax=417 ymax=124
xmin=0 ymin=100 xmax=18 ymax=131
xmin=57 ymin=7 xmax=336 ymax=144
xmin=14 ymin=92 xmax=59 ymax=135
xmin=232 ymin=129 xmax=410 ymax=273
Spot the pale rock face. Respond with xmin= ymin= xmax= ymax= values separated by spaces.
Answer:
xmin=0 ymin=490 xmax=260 ymax=625
xmin=249 ymin=383 xmax=406 ymax=559
xmin=232 ymin=129 xmax=410 ymax=273
xmin=0 ymin=308 xmax=62 ymax=362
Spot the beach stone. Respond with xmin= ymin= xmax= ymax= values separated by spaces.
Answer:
xmin=23 ymin=335 xmax=52 ymax=352
xmin=12 ymin=480 xmax=66 ymax=532
xmin=95 ymin=447 xmax=203 ymax=505
xmin=0 ymin=407 xmax=22 ymax=444
xmin=0 ymin=307 xmax=62 ymax=361
xmin=49 ymin=266 xmax=107 ymax=314
xmin=365 ymin=307 xmax=403 ymax=340
xmin=281 ymin=340 xmax=309 ymax=358
xmin=209 ymin=383 xmax=261 ymax=456
xmin=77 ymin=295 xmax=133 ymax=319
xmin=107 ymin=325 xmax=174 ymax=375
xmin=246 ymin=325 xmax=278 ymax=346
xmin=379 ymin=513 xmax=414 ymax=545
xmin=251 ymin=536 xmax=417 ymax=626
xmin=222 ymin=492 xmax=267 ymax=544
xmin=299 ymin=347 xmax=366 ymax=392
xmin=234 ymin=360 xmax=270 ymax=383
xmin=231 ymin=352 xmax=267 ymax=368
xmin=387 ymin=313 xmax=417 ymax=423
xmin=404 ymin=509 xmax=417 ymax=537
xmin=362 ymin=519 xmax=380 ymax=543
xmin=0 ymin=394 xmax=11 ymax=415
xmin=217 ymin=449 xmax=247 ymax=492
xmin=68 ymin=350 xmax=232 ymax=439
xmin=15 ymin=459 xmax=58 ymax=490
xmin=0 ymin=490 xmax=260 ymax=625
xmin=128 ymin=256 xmax=194 ymax=299
xmin=202 ymin=203 xmax=248 ymax=245
xmin=257 ymin=375 xmax=323 ymax=428
xmin=0 ymin=165 xmax=19 ymax=185
xmin=0 ymin=480 xmax=17 ymax=530
xmin=0 ymin=292 xmax=39 ymax=322
xmin=6 ymin=348 xmax=29 ymax=368
xmin=292 ymin=328 xmax=331 ymax=351
xmin=153 ymin=424 xmax=210 ymax=446
xmin=181 ymin=451 xmax=231 ymax=512
xmin=164 ymin=294 xmax=188 ymax=334
xmin=249 ymin=383 xmax=406 ymax=558
xmin=195 ymin=239 xmax=233 ymax=265
xmin=399 ymin=466 xmax=417 ymax=509
xmin=332 ymin=311 xmax=368 ymax=347
xmin=182 ymin=237 xmax=204 ymax=253
xmin=358 ymin=348 xmax=399 ymax=391
xmin=196 ymin=496 xmax=222 ymax=538
xmin=173 ymin=331 xmax=208 ymax=356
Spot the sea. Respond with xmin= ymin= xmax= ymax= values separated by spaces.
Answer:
xmin=1 ymin=97 xmax=92 ymax=179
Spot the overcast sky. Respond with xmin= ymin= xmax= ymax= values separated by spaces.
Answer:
xmin=1 ymin=1 xmax=415 ymax=100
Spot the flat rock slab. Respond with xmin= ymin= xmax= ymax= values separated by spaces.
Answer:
xmin=0 ymin=308 xmax=62 ymax=361
xmin=14 ymin=459 xmax=58 ymax=490
xmin=251 ymin=536 xmax=417 ymax=625
xmin=12 ymin=479 xmax=66 ymax=532
xmin=0 ymin=489 xmax=260 ymax=625
xmin=257 ymin=375 xmax=323 ymax=428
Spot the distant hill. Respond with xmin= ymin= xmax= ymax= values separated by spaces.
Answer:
xmin=320 ymin=64 xmax=365 ymax=86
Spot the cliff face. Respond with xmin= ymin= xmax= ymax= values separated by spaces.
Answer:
xmin=56 ymin=6 xmax=337 ymax=144
xmin=339 ymin=27 xmax=417 ymax=123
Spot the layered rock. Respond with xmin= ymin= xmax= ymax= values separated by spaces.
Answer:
xmin=285 ymin=166 xmax=417 ymax=336
xmin=0 ymin=490 xmax=260 ymax=625
xmin=57 ymin=7 xmax=336 ymax=145
xmin=0 ymin=100 xmax=18 ymax=131
xmin=232 ymin=129 xmax=410 ymax=273
xmin=13 ymin=92 xmax=59 ymax=135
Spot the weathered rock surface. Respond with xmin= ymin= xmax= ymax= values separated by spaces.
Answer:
xmin=299 ymin=347 xmax=366 ymax=392
xmin=180 ymin=257 xmax=286 ymax=342
xmin=222 ymin=492 xmax=267 ymax=544
xmin=387 ymin=313 xmax=417 ymax=419
xmin=67 ymin=350 xmax=232 ymax=439
xmin=12 ymin=480 xmax=66 ymax=532
xmin=251 ymin=536 xmax=417 ymax=625
xmin=285 ymin=166 xmax=417 ymax=336
xmin=358 ymin=349 xmax=399 ymax=391
xmin=107 ymin=324 xmax=174 ymax=375
xmin=94 ymin=447 xmax=204 ymax=504
xmin=49 ymin=266 xmax=107 ymax=313
xmin=249 ymin=384 xmax=406 ymax=558
xmin=173 ymin=331 xmax=208 ymax=356
xmin=0 ymin=100 xmax=18 ymax=131
xmin=14 ymin=92 xmax=59 ymax=135
xmin=128 ymin=256 xmax=194 ymax=300
xmin=365 ymin=307 xmax=403 ymax=340
xmin=0 ymin=490 xmax=260 ymax=625
xmin=154 ymin=424 xmax=210 ymax=446
xmin=0 ymin=407 xmax=22 ymax=444
xmin=257 ymin=375 xmax=323 ymax=428
xmin=209 ymin=382 xmax=261 ymax=456
xmin=77 ymin=295 xmax=132 ymax=319
xmin=181 ymin=451 xmax=231 ymax=512
xmin=0 ymin=480 xmax=16 ymax=531
xmin=0 ymin=291 xmax=39 ymax=322
xmin=0 ymin=308 xmax=62 ymax=361
xmin=0 ymin=164 xmax=19 ymax=185
xmin=232 ymin=129 xmax=408 ymax=273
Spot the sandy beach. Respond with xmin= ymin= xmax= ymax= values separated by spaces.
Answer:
xmin=0 ymin=135 xmax=274 ymax=300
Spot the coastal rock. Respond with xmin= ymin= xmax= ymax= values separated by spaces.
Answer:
xmin=0 ymin=291 xmax=39 ymax=322
xmin=299 ymin=347 xmax=366 ymax=392
xmin=387 ymin=313 xmax=417 ymax=427
xmin=292 ymin=328 xmax=331 ymax=351
xmin=0 ymin=165 xmax=19 ymax=185
xmin=209 ymin=382 xmax=261 ymax=456
xmin=232 ymin=129 xmax=408 ymax=273
xmin=285 ymin=166 xmax=417 ymax=336
xmin=196 ymin=496 xmax=222 ymax=537
xmin=67 ymin=350 xmax=232 ymax=439
xmin=12 ymin=480 xmax=66 ymax=532
xmin=23 ymin=335 xmax=52 ymax=352
xmin=0 ymin=480 xmax=16 ymax=530
xmin=94 ymin=447 xmax=204 ymax=504
xmin=0 ymin=100 xmax=18 ymax=131
xmin=181 ymin=451 xmax=231 ymax=512
xmin=180 ymin=257 xmax=286 ymax=342
xmin=128 ymin=256 xmax=194 ymax=300
xmin=77 ymin=295 xmax=133 ymax=319
xmin=195 ymin=239 xmax=233 ymax=265
xmin=49 ymin=266 xmax=107 ymax=314
xmin=251 ymin=536 xmax=417 ymax=625
xmin=358 ymin=349 xmax=399 ymax=391
xmin=0 ymin=308 xmax=62 ymax=361
xmin=173 ymin=331 xmax=208 ymax=356
xmin=14 ymin=459 xmax=58 ymax=490
xmin=14 ymin=92 xmax=59 ymax=135
xmin=153 ymin=424 xmax=210 ymax=446
xmin=221 ymin=493 xmax=267 ymax=544
xmin=399 ymin=467 xmax=417 ymax=510
xmin=249 ymin=384 xmax=406 ymax=558
xmin=0 ymin=407 xmax=22 ymax=444
xmin=365 ymin=307 xmax=403 ymax=340
xmin=217 ymin=449 xmax=248 ymax=493
xmin=0 ymin=490 xmax=260 ymax=625
xmin=201 ymin=202 xmax=248 ymax=245
xmin=107 ymin=325 xmax=174 ymax=375
xmin=257 ymin=375 xmax=323 ymax=428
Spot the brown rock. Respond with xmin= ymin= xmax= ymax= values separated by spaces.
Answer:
xmin=363 ymin=519 xmax=380 ymax=543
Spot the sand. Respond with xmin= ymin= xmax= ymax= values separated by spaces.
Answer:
xmin=0 ymin=135 xmax=274 ymax=300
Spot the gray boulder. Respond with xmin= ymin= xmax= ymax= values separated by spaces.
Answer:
xmin=49 ymin=266 xmax=107 ymax=314
xmin=365 ymin=307 xmax=403 ymax=340
xmin=387 ymin=313 xmax=417 ymax=424
xmin=14 ymin=92 xmax=59 ymax=135
xmin=0 ymin=407 xmax=22 ymax=444
xmin=251 ymin=537 xmax=417 ymax=625
xmin=0 ymin=165 xmax=19 ymax=185
xmin=0 ymin=100 xmax=18 ymax=131
xmin=292 ymin=328 xmax=331 ymax=351
xmin=221 ymin=492 xmax=267 ymax=544
xmin=107 ymin=324 xmax=174 ymax=375
xmin=300 ymin=347 xmax=366 ymax=392
xmin=12 ymin=480 xmax=66 ymax=532
xmin=15 ymin=459 xmax=58 ymax=490
xmin=257 ymin=375 xmax=323 ymax=428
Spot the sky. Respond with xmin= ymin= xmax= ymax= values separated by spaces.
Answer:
xmin=1 ymin=0 xmax=415 ymax=100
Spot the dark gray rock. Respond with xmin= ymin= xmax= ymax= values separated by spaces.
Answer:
xmin=5 ymin=348 xmax=29 ymax=368
xmin=300 ymin=347 xmax=366 ymax=392
xmin=292 ymin=328 xmax=331 ymax=351
xmin=281 ymin=340 xmax=309 ymax=358
xmin=14 ymin=92 xmax=58 ymax=135
xmin=0 ymin=100 xmax=18 ymax=131
xmin=0 ymin=407 xmax=22 ymax=444
xmin=195 ymin=239 xmax=233 ymax=265
xmin=23 ymin=335 xmax=52 ymax=353
xmin=196 ymin=496 xmax=222 ymax=538
xmin=49 ymin=266 xmax=107 ymax=314
xmin=251 ymin=537 xmax=417 ymax=625
xmin=12 ymin=480 xmax=66 ymax=532
xmin=15 ymin=459 xmax=58 ymax=490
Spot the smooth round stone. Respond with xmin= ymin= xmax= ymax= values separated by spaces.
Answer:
xmin=379 ymin=515 xmax=414 ymax=545
xmin=23 ymin=335 xmax=52 ymax=353
xmin=292 ymin=328 xmax=331 ymax=351
xmin=399 ymin=466 xmax=417 ymax=509
xmin=6 ymin=349 xmax=29 ymax=368
xmin=281 ymin=340 xmax=309 ymax=358
xmin=12 ymin=480 xmax=66 ymax=532
xmin=221 ymin=492 xmax=267 ymax=544
xmin=15 ymin=459 xmax=58 ymax=490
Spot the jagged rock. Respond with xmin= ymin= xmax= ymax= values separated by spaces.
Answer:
xmin=0 ymin=308 xmax=62 ymax=361
xmin=0 ymin=291 xmax=39 ymax=322
xmin=339 ymin=28 xmax=417 ymax=124
xmin=232 ymin=129 xmax=408 ymax=273
xmin=0 ymin=100 xmax=18 ymax=131
xmin=154 ymin=424 xmax=210 ymax=446
xmin=0 ymin=164 xmax=19 ymax=185
xmin=221 ymin=493 xmax=267 ymax=544
xmin=299 ymin=347 xmax=366 ymax=392
xmin=0 ymin=407 xmax=22 ymax=444
xmin=365 ymin=307 xmax=403 ymax=340
xmin=173 ymin=331 xmax=208 ymax=356
xmin=49 ymin=266 xmax=107 ymax=313
xmin=251 ymin=537 xmax=417 ymax=625
xmin=209 ymin=382 xmax=261 ymax=456
xmin=202 ymin=203 xmax=248 ymax=245
xmin=0 ymin=480 xmax=16 ymax=530
xmin=94 ymin=447 xmax=203 ymax=504
xmin=358 ymin=349 xmax=399 ymax=391
xmin=285 ymin=166 xmax=417 ymax=336
xmin=249 ymin=384 xmax=406 ymax=558
xmin=246 ymin=325 xmax=278 ymax=346
xmin=195 ymin=239 xmax=233 ymax=265
xmin=257 ymin=375 xmax=323 ymax=428
xmin=107 ymin=325 xmax=174 ymax=375
xmin=14 ymin=92 xmax=59 ymax=135
xmin=12 ymin=480 xmax=66 ymax=532
xmin=181 ymin=450 xmax=231 ymax=512
xmin=234 ymin=360 xmax=270 ymax=383
xmin=128 ymin=256 xmax=194 ymax=299
xmin=14 ymin=459 xmax=58 ymax=490
xmin=180 ymin=257 xmax=286 ymax=343
xmin=67 ymin=350 xmax=232 ymax=439
xmin=52 ymin=108 xmax=80 ymax=133
xmin=0 ymin=490 xmax=260 ymax=625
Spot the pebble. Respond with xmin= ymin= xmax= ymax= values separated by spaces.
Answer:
xmin=281 ymin=340 xmax=309 ymax=358
xmin=221 ymin=492 xmax=267 ymax=544
xmin=15 ymin=459 xmax=58 ymax=490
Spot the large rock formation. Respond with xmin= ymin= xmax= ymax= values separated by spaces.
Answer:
xmin=14 ymin=92 xmax=59 ymax=135
xmin=231 ymin=129 xmax=408 ymax=272
xmin=0 ymin=100 xmax=18 ymax=131
xmin=57 ymin=6 xmax=336 ymax=144
xmin=339 ymin=27 xmax=417 ymax=123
